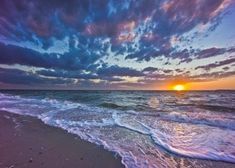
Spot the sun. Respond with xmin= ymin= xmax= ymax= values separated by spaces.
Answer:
xmin=173 ymin=84 xmax=185 ymax=91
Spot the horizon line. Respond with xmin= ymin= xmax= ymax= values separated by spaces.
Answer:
xmin=1 ymin=89 xmax=235 ymax=91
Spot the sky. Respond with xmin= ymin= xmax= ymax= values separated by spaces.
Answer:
xmin=0 ymin=0 xmax=235 ymax=90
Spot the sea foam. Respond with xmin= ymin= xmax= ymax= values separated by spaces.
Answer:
xmin=1 ymin=92 xmax=235 ymax=168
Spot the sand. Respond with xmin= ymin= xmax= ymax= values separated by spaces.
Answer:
xmin=0 ymin=111 xmax=124 ymax=168
xmin=1 ymin=110 xmax=235 ymax=168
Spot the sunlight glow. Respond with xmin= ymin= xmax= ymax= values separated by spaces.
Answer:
xmin=173 ymin=84 xmax=185 ymax=91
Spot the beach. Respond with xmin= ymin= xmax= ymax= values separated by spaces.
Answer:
xmin=0 ymin=111 xmax=124 ymax=168
xmin=1 ymin=0 xmax=235 ymax=167
xmin=1 ymin=110 xmax=235 ymax=168
xmin=1 ymin=91 xmax=235 ymax=168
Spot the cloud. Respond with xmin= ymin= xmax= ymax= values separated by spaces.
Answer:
xmin=0 ymin=0 xmax=232 ymax=60
xmin=97 ymin=65 xmax=144 ymax=77
xmin=0 ymin=0 xmax=234 ymax=88
xmin=0 ymin=43 xmax=101 ymax=71
xmin=195 ymin=57 xmax=235 ymax=70
xmin=195 ymin=47 xmax=227 ymax=59
xmin=36 ymin=67 xmax=130 ymax=85
xmin=142 ymin=67 xmax=159 ymax=72
xmin=37 ymin=69 xmax=97 ymax=80
xmin=171 ymin=46 xmax=235 ymax=64
xmin=188 ymin=70 xmax=235 ymax=82
xmin=0 ymin=67 xmax=70 ymax=85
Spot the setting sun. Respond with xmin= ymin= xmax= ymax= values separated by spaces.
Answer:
xmin=173 ymin=84 xmax=185 ymax=91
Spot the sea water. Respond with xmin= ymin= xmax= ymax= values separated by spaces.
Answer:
xmin=0 ymin=90 xmax=235 ymax=168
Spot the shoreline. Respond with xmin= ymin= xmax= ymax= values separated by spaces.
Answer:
xmin=0 ymin=111 xmax=124 ymax=168
xmin=1 ymin=110 xmax=235 ymax=168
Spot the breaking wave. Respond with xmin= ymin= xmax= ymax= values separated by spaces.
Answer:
xmin=1 ymin=92 xmax=235 ymax=167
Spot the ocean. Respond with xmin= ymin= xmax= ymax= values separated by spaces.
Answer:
xmin=0 ymin=90 xmax=235 ymax=167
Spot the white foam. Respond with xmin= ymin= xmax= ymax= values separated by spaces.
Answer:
xmin=1 ymin=92 xmax=235 ymax=167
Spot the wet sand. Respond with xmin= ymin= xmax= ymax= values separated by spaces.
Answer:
xmin=0 ymin=111 xmax=124 ymax=168
xmin=1 ymin=110 xmax=235 ymax=168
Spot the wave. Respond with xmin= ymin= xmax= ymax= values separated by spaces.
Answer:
xmin=112 ymin=112 xmax=235 ymax=163
xmin=1 ymin=92 xmax=235 ymax=167
xmin=197 ymin=104 xmax=235 ymax=113
xmin=99 ymin=102 xmax=124 ymax=109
